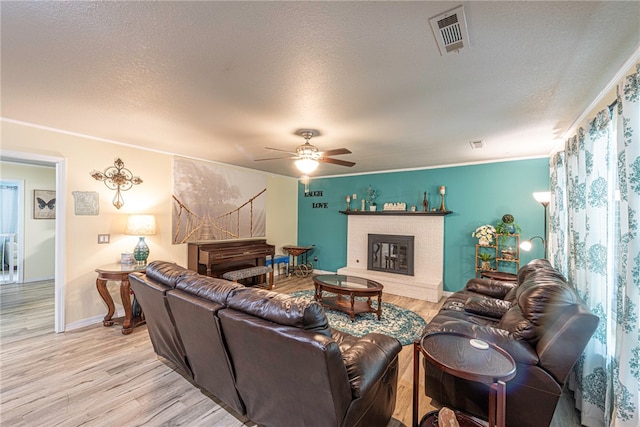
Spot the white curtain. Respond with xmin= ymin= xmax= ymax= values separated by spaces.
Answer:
xmin=550 ymin=63 xmax=639 ymax=427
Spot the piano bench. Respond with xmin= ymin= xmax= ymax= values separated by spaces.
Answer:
xmin=222 ymin=266 xmax=274 ymax=290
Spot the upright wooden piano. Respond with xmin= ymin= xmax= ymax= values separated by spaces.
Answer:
xmin=187 ymin=239 xmax=275 ymax=279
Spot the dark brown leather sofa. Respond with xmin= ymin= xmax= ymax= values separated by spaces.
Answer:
xmin=129 ymin=261 xmax=402 ymax=427
xmin=421 ymin=259 xmax=598 ymax=427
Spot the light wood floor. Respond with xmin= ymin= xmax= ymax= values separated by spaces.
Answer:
xmin=0 ymin=276 xmax=582 ymax=426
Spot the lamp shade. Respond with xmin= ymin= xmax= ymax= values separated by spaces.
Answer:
xmin=295 ymin=159 xmax=319 ymax=174
xmin=533 ymin=191 xmax=551 ymax=206
xmin=125 ymin=214 xmax=157 ymax=236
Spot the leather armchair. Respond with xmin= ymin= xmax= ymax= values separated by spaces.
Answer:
xmin=422 ymin=259 xmax=598 ymax=427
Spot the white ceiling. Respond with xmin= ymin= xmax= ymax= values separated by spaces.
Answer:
xmin=2 ymin=1 xmax=639 ymax=177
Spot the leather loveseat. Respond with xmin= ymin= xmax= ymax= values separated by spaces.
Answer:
xmin=421 ymin=259 xmax=598 ymax=427
xmin=129 ymin=261 xmax=402 ymax=427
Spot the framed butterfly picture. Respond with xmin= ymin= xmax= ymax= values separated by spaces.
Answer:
xmin=34 ymin=189 xmax=56 ymax=219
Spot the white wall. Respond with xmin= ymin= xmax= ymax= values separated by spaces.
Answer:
xmin=0 ymin=120 xmax=298 ymax=328
xmin=266 ymin=173 xmax=298 ymax=255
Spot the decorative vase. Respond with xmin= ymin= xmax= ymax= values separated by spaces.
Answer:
xmin=369 ymin=205 xmax=377 ymax=212
xmin=133 ymin=237 xmax=150 ymax=265
xmin=478 ymin=238 xmax=490 ymax=246
xmin=480 ymin=261 xmax=491 ymax=270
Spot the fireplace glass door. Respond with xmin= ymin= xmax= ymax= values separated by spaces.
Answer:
xmin=368 ymin=234 xmax=414 ymax=276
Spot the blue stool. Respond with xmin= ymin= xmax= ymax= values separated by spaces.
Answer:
xmin=266 ymin=254 xmax=290 ymax=276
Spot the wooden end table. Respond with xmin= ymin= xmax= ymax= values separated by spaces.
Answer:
xmin=412 ymin=331 xmax=516 ymax=427
xmin=96 ymin=263 xmax=147 ymax=335
xmin=312 ymin=274 xmax=383 ymax=322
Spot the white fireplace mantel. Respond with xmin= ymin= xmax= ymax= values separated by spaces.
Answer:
xmin=337 ymin=212 xmax=450 ymax=302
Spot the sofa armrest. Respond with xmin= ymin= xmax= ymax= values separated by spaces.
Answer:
xmin=341 ymin=333 xmax=402 ymax=398
xmin=431 ymin=321 xmax=539 ymax=366
xmin=464 ymin=277 xmax=517 ymax=299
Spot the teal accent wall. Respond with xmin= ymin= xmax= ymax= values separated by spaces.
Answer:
xmin=297 ymin=158 xmax=550 ymax=292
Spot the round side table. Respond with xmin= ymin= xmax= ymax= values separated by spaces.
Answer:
xmin=95 ymin=263 xmax=147 ymax=334
xmin=412 ymin=331 xmax=516 ymax=427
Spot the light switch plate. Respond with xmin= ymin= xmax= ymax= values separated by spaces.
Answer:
xmin=97 ymin=234 xmax=110 ymax=244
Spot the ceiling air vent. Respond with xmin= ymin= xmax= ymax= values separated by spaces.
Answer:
xmin=429 ymin=5 xmax=469 ymax=55
xmin=469 ymin=140 xmax=484 ymax=150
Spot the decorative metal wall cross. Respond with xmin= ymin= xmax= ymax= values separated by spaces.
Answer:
xmin=90 ymin=158 xmax=143 ymax=209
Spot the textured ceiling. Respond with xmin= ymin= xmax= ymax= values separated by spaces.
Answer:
xmin=2 ymin=1 xmax=639 ymax=177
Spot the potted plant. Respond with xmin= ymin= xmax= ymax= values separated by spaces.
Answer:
xmin=477 ymin=252 xmax=494 ymax=270
xmin=472 ymin=224 xmax=496 ymax=246
xmin=367 ymin=185 xmax=378 ymax=211
xmin=496 ymin=214 xmax=521 ymax=235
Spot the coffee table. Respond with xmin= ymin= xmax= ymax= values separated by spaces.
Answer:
xmin=312 ymin=274 xmax=383 ymax=322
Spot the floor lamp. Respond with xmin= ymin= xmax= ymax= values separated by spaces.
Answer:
xmin=520 ymin=192 xmax=550 ymax=259
xmin=533 ymin=192 xmax=550 ymax=258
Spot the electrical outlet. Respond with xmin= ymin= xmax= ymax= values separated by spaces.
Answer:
xmin=97 ymin=234 xmax=110 ymax=244
xmin=314 ymin=256 xmax=318 ymax=262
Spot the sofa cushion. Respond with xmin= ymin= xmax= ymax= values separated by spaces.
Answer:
xmin=464 ymin=296 xmax=511 ymax=319
xmin=504 ymin=286 xmax=518 ymax=304
xmin=498 ymin=268 xmax=576 ymax=344
xmin=226 ymin=288 xmax=332 ymax=337
xmin=497 ymin=305 xmax=537 ymax=341
xmin=146 ymin=260 xmax=197 ymax=287
xmin=176 ymin=274 xmax=244 ymax=304
xmin=465 ymin=277 xmax=517 ymax=299
xmin=516 ymin=258 xmax=555 ymax=284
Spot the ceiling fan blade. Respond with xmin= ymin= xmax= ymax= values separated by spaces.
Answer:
xmin=319 ymin=157 xmax=356 ymax=167
xmin=264 ymin=147 xmax=298 ymax=155
xmin=320 ymin=148 xmax=352 ymax=156
xmin=254 ymin=155 xmax=298 ymax=162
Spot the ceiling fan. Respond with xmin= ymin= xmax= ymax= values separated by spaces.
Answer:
xmin=255 ymin=129 xmax=355 ymax=174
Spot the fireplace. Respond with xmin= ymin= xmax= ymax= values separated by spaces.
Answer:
xmin=368 ymin=234 xmax=414 ymax=276
xmin=337 ymin=213 xmax=445 ymax=302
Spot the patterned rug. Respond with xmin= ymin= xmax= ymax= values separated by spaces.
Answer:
xmin=289 ymin=290 xmax=427 ymax=346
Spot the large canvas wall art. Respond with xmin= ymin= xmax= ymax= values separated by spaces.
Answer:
xmin=172 ymin=157 xmax=266 ymax=243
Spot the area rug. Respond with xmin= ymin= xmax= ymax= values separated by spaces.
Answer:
xmin=289 ymin=290 xmax=427 ymax=346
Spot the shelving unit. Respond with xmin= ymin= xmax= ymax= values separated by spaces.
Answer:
xmin=339 ymin=210 xmax=452 ymax=216
xmin=475 ymin=234 xmax=520 ymax=277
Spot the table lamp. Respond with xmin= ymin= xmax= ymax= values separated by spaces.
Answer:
xmin=125 ymin=214 xmax=157 ymax=265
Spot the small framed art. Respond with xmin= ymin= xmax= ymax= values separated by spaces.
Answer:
xmin=34 ymin=189 xmax=56 ymax=219
xmin=72 ymin=191 xmax=99 ymax=215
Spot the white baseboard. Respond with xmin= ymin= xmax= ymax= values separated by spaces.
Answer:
xmin=65 ymin=307 xmax=125 ymax=331
xmin=22 ymin=275 xmax=55 ymax=283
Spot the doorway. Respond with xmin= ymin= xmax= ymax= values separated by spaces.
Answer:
xmin=0 ymin=179 xmax=24 ymax=284
xmin=0 ymin=150 xmax=66 ymax=332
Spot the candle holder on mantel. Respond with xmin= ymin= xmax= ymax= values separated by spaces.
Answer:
xmin=439 ymin=186 xmax=446 ymax=211
xmin=346 ymin=195 xmax=351 ymax=212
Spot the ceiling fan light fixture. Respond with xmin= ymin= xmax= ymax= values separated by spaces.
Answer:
xmin=295 ymin=158 xmax=319 ymax=174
